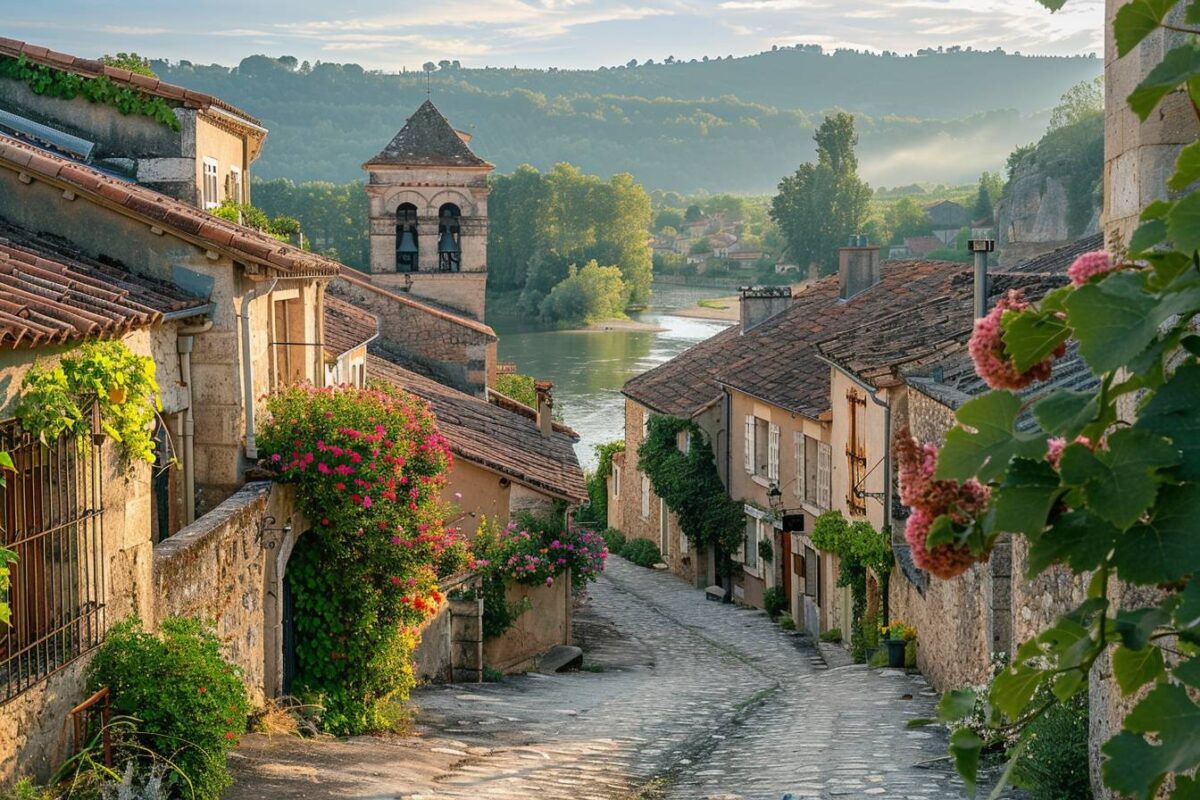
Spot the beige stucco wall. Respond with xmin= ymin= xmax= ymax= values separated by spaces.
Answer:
xmin=482 ymin=574 xmax=572 ymax=673
xmin=194 ymin=114 xmax=251 ymax=206
xmin=447 ymin=460 xmax=513 ymax=531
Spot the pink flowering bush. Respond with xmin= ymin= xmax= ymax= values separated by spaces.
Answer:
xmin=968 ymin=289 xmax=1066 ymax=390
xmin=258 ymin=384 xmax=470 ymax=734
xmin=1067 ymin=250 xmax=1116 ymax=286
xmin=894 ymin=428 xmax=991 ymax=579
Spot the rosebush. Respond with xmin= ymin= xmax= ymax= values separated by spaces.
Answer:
xmin=904 ymin=2 xmax=1200 ymax=794
xmin=258 ymin=384 xmax=470 ymax=734
xmin=86 ymin=617 xmax=249 ymax=800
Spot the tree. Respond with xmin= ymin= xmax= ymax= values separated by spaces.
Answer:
xmin=684 ymin=204 xmax=704 ymax=222
xmin=972 ymin=173 xmax=999 ymax=224
xmin=538 ymin=261 xmax=631 ymax=326
xmin=770 ymin=113 xmax=872 ymax=274
xmin=1049 ymin=76 xmax=1103 ymax=132
xmin=654 ymin=208 xmax=684 ymax=231
xmin=883 ymin=197 xmax=932 ymax=245
xmin=101 ymin=52 xmax=156 ymax=77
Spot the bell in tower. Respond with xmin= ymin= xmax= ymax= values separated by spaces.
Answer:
xmin=363 ymin=100 xmax=493 ymax=321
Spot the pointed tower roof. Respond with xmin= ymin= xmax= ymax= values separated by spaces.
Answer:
xmin=365 ymin=100 xmax=491 ymax=169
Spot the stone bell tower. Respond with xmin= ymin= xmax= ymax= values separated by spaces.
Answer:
xmin=363 ymin=100 xmax=493 ymax=321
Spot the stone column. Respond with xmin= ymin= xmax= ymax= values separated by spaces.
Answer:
xmin=418 ymin=219 xmax=440 ymax=272
xmin=449 ymin=592 xmax=484 ymax=683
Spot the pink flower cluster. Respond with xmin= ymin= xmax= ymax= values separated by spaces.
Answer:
xmin=969 ymin=289 xmax=1065 ymax=390
xmin=1067 ymin=251 xmax=1116 ymax=286
xmin=895 ymin=428 xmax=991 ymax=579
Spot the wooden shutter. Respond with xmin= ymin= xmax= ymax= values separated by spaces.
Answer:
xmin=768 ymin=424 xmax=780 ymax=482
xmin=794 ymin=432 xmax=805 ymax=499
xmin=817 ymin=442 xmax=832 ymax=511
xmin=744 ymin=415 xmax=755 ymax=474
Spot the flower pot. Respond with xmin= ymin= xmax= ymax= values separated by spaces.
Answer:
xmin=885 ymin=638 xmax=906 ymax=668
xmin=108 ymin=387 xmax=127 ymax=405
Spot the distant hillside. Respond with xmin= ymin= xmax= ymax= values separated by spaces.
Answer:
xmin=154 ymin=48 xmax=1101 ymax=193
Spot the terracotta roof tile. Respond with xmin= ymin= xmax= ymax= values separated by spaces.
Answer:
xmin=0 ymin=134 xmax=339 ymax=277
xmin=0 ymin=39 xmax=261 ymax=126
xmin=0 ymin=219 xmax=209 ymax=348
xmin=366 ymin=354 xmax=586 ymax=502
xmin=1004 ymin=232 xmax=1105 ymax=275
xmin=324 ymin=297 xmax=379 ymax=356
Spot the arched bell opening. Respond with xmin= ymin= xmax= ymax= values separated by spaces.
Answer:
xmin=437 ymin=203 xmax=462 ymax=273
xmin=395 ymin=203 xmax=419 ymax=273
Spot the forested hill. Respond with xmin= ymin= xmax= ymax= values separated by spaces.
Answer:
xmin=153 ymin=48 xmax=1101 ymax=193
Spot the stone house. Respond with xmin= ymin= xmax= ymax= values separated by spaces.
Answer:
xmin=814 ymin=247 xmax=1093 ymax=681
xmin=0 ymin=39 xmax=264 ymax=208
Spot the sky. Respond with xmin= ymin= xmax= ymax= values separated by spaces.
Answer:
xmin=10 ymin=0 xmax=1103 ymax=72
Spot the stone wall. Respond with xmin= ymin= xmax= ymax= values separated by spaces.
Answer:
xmin=331 ymin=273 xmax=496 ymax=395
xmin=411 ymin=573 xmax=484 ymax=684
xmin=152 ymin=482 xmax=274 ymax=702
xmin=483 ymin=574 xmax=572 ymax=673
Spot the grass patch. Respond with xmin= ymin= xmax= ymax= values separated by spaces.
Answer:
xmin=698 ymin=298 xmax=729 ymax=309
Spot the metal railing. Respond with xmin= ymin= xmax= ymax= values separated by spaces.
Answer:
xmin=0 ymin=409 xmax=105 ymax=703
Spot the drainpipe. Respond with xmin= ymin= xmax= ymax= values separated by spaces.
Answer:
xmin=240 ymin=278 xmax=278 ymax=461
xmin=176 ymin=317 xmax=214 ymax=525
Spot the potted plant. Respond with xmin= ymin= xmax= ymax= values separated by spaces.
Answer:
xmin=879 ymin=621 xmax=916 ymax=668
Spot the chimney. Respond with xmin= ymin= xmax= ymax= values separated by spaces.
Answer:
xmin=739 ymin=285 xmax=793 ymax=332
xmin=838 ymin=235 xmax=881 ymax=300
xmin=968 ymin=239 xmax=996 ymax=318
xmin=535 ymin=380 xmax=554 ymax=437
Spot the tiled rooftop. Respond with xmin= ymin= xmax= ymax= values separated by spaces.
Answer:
xmin=0 ymin=39 xmax=261 ymax=126
xmin=1003 ymin=232 xmax=1105 ymax=274
xmin=0 ymin=133 xmax=340 ymax=278
xmin=366 ymin=354 xmax=586 ymax=502
xmin=0 ymin=219 xmax=208 ymax=348
xmin=324 ymin=296 xmax=378 ymax=356
xmin=365 ymin=100 xmax=491 ymax=170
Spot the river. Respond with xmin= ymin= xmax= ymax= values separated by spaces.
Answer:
xmin=490 ymin=284 xmax=734 ymax=472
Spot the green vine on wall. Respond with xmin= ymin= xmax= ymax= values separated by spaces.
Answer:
xmin=638 ymin=415 xmax=744 ymax=568
xmin=0 ymin=54 xmax=181 ymax=131
xmin=17 ymin=339 xmax=161 ymax=466
xmin=810 ymin=511 xmax=893 ymax=663
xmin=0 ymin=451 xmax=14 ymax=628
xmin=582 ymin=440 xmax=624 ymax=526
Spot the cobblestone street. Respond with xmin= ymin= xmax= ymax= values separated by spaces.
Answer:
xmin=230 ymin=558 xmax=1008 ymax=799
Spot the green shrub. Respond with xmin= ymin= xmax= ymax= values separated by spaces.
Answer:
xmin=778 ymin=613 xmax=795 ymax=630
xmin=600 ymin=528 xmax=626 ymax=553
xmin=1012 ymin=692 xmax=1090 ymax=800
xmin=853 ymin=611 xmax=880 ymax=663
xmin=620 ymin=538 xmax=662 ymax=567
xmin=762 ymin=586 xmax=788 ymax=620
xmin=0 ymin=778 xmax=53 ymax=800
xmin=904 ymin=639 xmax=918 ymax=669
xmin=819 ymin=628 xmax=843 ymax=643
xmin=86 ymin=617 xmax=249 ymax=800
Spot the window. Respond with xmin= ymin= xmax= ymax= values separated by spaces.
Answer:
xmin=795 ymin=433 xmax=820 ymax=506
xmin=744 ymin=515 xmax=759 ymax=570
xmin=846 ymin=389 xmax=868 ymax=515
xmin=640 ymin=473 xmax=650 ymax=519
xmin=817 ymin=442 xmax=832 ymax=511
xmin=660 ymin=499 xmax=670 ymax=556
xmin=744 ymin=414 xmax=754 ymax=474
xmin=271 ymin=292 xmax=306 ymax=388
xmin=804 ymin=544 xmax=820 ymax=606
xmin=202 ymin=158 xmax=219 ymax=209
xmin=612 ymin=464 xmax=621 ymax=498
xmin=1 ymin=414 xmax=105 ymax=701
xmin=745 ymin=416 xmax=775 ymax=479
xmin=395 ymin=203 xmax=418 ymax=273
xmin=227 ymin=166 xmax=242 ymax=204
xmin=767 ymin=423 xmax=780 ymax=482
xmin=437 ymin=203 xmax=462 ymax=272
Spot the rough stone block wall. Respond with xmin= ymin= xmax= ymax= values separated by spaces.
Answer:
xmin=330 ymin=276 xmax=495 ymax=395
xmin=152 ymin=482 xmax=273 ymax=702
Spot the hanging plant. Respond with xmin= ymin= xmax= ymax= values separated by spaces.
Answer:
xmin=17 ymin=339 xmax=161 ymax=466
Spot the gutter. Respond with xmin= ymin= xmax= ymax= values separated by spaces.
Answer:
xmin=815 ymin=353 xmax=892 ymax=532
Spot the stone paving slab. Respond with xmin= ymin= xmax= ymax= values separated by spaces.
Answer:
xmin=229 ymin=557 xmax=1019 ymax=799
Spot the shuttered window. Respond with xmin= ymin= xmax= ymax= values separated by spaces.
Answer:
xmin=794 ymin=431 xmax=805 ymax=499
xmin=744 ymin=414 xmax=754 ymax=474
xmin=768 ymin=423 xmax=780 ymax=482
xmin=817 ymin=443 xmax=832 ymax=511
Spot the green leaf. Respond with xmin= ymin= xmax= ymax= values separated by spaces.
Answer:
xmin=1033 ymin=390 xmax=1098 ymax=439
xmin=991 ymin=662 xmax=1043 ymax=720
xmin=1169 ymin=140 xmax=1200 ymax=192
xmin=1142 ymin=361 xmax=1200 ymax=481
xmin=1177 ymin=578 xmax=1200 ymax=630
xmin=1113 ymin=644 xmax=1166 ymax=695
xmin=1142 ymin=199 xmax=1175 ymax=221
xmin=1065 ymin=271 xmax=1200 ymax=375
xmin=1168 ymin=190 xmax=1200 ymax=255
xmin=1116 ymin=482 xmax=1200 ymax=584
xmin=1000 ymin=307 xmax=1069 ymax=372
xmin=1171 ymin=776 xmax=1200 ymax=799
xmin=937 ymin=688 xmax=977 ymax=723
xmin=1027 ymin=509 xmax=1119 ymax=575
xmin=1116 ymin=606 xmax=1172 ymax=650
xmin=1189 ymin=0 xmax=1200 ymax=23
xmin=991 ymin=458 xmax=1061 ymax=536
xmin=1115 ymin=0 xmax=1179 ymax=57
xmin=925 ymin=514 xmax=956 ymax=547
xmin=1052 ymin=669 xmax=1084 ymax=701
xmin=1034 ymin=0 xmax=1068 ymax=9
xmin=935 ymin=391 xmax=1046 ymax=483
xmin=1130 ymin=217 xmax=1170 ymax=255
xmin=1103 ymin=683 xmax=1200 ymax=800
xmin=949 ymin=728 xmax=983 ymax=799
xmin=1174 ymin=657 xmax=1200 ymax=690
xmin=1128 ymin=43 xmax=1200 ymax=121
xmin=1058 ymin=427 xmax=1177 ymax=530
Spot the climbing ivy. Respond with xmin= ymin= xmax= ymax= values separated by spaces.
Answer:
xmin=0 ymin=55 xmax=181 ymax=131
xmin=809 ymin=511 xmax=892 ymax=662
xmin=638 ymin=415 xmax=744 ymax=570
xmin=0 ymin=452 xmax=13 ymax=629
xmin=909 ymin=2 xmax=1200 ymax=796
xmin=582 ymin=440 xmax=624 ymax=526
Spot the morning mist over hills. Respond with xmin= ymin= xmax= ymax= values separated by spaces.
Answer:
xmin=154 ymin=47 xmax=1102 ymax=193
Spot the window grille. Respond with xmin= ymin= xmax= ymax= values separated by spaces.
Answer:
xmin=1 ymin=410 xmax=105 ymax=702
